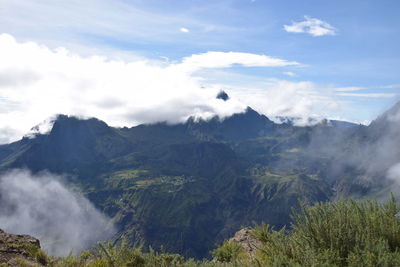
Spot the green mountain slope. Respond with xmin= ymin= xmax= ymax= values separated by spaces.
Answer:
xmin=1 ymin=103 xmax=398 ymax=258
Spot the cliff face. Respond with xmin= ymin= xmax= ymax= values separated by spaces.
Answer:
xmin=0 ymin=229 xmax=45 ymax=266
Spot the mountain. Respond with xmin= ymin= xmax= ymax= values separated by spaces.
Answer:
xmin=0 ymin=103 xmax=399 ymax=258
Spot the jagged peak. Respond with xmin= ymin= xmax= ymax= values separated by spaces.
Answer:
xmin=216 ymin=90 xmax=230 ymax=101
xmin=184 ymin=106 xmax=270 ymax=125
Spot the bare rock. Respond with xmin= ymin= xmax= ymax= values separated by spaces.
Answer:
xmin=0 ymin=228 xmax=45 ymax=266
xmin=229 ymin=228 xmax=262 ymax=257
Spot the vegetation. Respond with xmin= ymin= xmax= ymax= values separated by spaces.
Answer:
xmin=251 ymin=197 xmax=400 ymax=266
xmin=0 ymin=108 xmax=395 ymax=258
xmin=12 ymin=197 xmax=397 ymax=266
xmin=211 ymin=241 xmax=245 ymax=263
xmin=45 ymin=240 xmax=223 ymax=267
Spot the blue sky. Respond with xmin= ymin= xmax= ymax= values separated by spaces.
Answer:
xmin=0 ymin=0 xmax=399 ymax=142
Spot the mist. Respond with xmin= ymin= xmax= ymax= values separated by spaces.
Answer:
xmin=387 ymin=163 xmax=400 ymax=185
xmin=0 ymin=169 xmax=116 ymax=256
xmin=302 ymin=101 xmax=400 ymax=199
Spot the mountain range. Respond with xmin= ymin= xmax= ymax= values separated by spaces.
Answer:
xmin=0 ymin=99 xmax=399 ymax=258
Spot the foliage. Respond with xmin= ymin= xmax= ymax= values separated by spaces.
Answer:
xmin=48 ymin=238 xmax=224 ymax=267
xmin=251 ymin=197 xmax=400 ymax=266
xmin=19 ymin=197 xmax=398 ymax=267
xmin=211 ymin=240 xmax=244 ymax=263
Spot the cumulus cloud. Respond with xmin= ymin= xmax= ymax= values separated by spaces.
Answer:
xmin=180 ymin=27 xmax=189 ymax=33
xmin=0 ymin=34 xmax=259 ymax=143
xmin=0 ymin=169 xmax=115 ymax=256
xmin=0 ymin=34 xmax=309 ymax=144
xmin=211 ymin=77 xmax=340 ymax=125
xmin=284 ymin=16 xmax=337 ymax=37
xmin=0 ymin=34 xmax=349 ymax=144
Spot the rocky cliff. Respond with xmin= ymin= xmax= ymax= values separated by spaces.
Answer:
xmin=0 ymin=229 xmax=46 ymax=266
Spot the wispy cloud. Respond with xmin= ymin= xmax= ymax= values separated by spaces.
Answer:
xmin=177 ymin=51 xmax=299 ymax=72
xmin=335 ymin=86 xmax=366 ymax=92
xmin=335 ymin=84 xmax=400 ymax=92
xmin=283 ymin=71 xmax=297 ymax=77
xmin=0 ymin=0 xmax=251 ymax=56
xmin=284 ymin=16 xmax=337 ymax=37
xmin=381 ymin=84 xmax=400 ymax=89
xmin=337 ymin=92 xmax=398 ymax=98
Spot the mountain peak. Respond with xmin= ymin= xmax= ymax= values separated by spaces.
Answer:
xmin=216 ymin=90 xmax=230 ymax=101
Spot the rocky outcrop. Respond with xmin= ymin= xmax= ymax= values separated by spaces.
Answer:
xmin=0 ymin=228 xmax=46 ymax=266
xmin=229 ymin=228 xmax=261 ymax=257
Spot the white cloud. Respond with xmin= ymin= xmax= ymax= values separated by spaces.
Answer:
xmin=335 ymin=86 xmax=366 ymax=92
xmin=198 ymin=69 xmax=342 ymax=125
xmin=283 ymin=71 xmax=296 ymax=77
xmin=284 ymin=16 xmax=337 ymax=37
xmin=180 ymin=27 xmax=189 ymax=33
xmin=0 ymin=34 xmax=303 ymax=143
xmin=336 ymin=92 xmax=398 ymax=98
xmin=335 ymin=84 xmax=400 ymax=92
xmin=231 ymin=80 xmax=338 ymax=125
xmin=177 ymin=51 xmax=299 ymax=73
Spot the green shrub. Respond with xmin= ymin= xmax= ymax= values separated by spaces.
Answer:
xmin=39 ymin=197 xmax=400 ymax=267
xmin=252 ymin=197 xmax=400 ymax=266
xmin=211 ymin=240 xmax=244 ymax=263
xmin=125 ymin=253 xmax=145 ymax=267
xmin=35 ymin=249 xmax=49 ymax=265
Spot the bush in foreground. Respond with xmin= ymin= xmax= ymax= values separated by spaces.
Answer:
xmin=33 ymin=197 xmax=400 ymax=266
xmin=252 ymin=196 xmax=400 ymax=266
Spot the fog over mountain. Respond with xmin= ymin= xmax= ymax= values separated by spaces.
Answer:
xmin=0 ymin=0 xmax=399 ymax=264
xmin=0 ymin=101 xmax=399 ymax=258
xmin=0 ymin=33 xmax=374 ymax=145
xmin=0 ymin=169 xmax=115 ymax=256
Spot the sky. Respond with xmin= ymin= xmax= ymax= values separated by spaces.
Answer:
xmin=0 ymin=0 xmax=399 ymax=143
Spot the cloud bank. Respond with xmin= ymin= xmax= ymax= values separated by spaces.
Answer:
xmin=284 ymin=16 xmax=337 ymax=37
xmin=0 ymin=169 xmax=115 ymax=256
xmin=0 ymin=33 xmax=308 ymax=144
xmin=2 ymin=33 xmax=381 ymax=144
xmin=0 ymin=34 xmax=251 ymax=143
